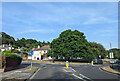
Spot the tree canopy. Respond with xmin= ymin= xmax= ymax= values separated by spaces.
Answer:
xmin=48 ymin=30 xmax=95 ymax=60
xmin=0 ymin=32 xmax=50 ymax=50
xmin=89 ymin=42 xmax=106 ymax=59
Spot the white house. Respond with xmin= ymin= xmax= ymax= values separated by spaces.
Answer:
xmin=28 ymin=45 xmax=52 ymax=60
xmin=0 ymin=44 xmax=14 ymax=52
xmin=17 ymin=47 xmax=25 ymax=51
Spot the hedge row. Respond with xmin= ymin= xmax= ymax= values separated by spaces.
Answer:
xmin=0 ymin=53 xmax=22 ymax=68
xmin=54 ymin=59 xmax=91 ymax=63
xmin=1 ymin=53 xmax=22 ymax=60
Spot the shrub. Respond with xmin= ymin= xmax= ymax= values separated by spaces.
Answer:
xmin=2 ymin=53 xmax=22 ymax=59
xmin=0 ymin=52 xmax=22 ymax=68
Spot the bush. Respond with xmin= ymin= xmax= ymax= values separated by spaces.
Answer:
xmin=54 ymin=59 xmax=91 ymax=63
xmin=0 ymin=53 xmax=22 ymax=68
xmin=2 ymin=53 xmax=22 ymax=59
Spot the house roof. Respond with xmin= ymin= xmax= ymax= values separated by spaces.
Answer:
xmin=40 ymin=45 xmax=51 ymax=50
xmin=33 ymin=45 xmax=51 ymax=51
xmin=0 ymin=44 xmax=8 ymax=49
xmin=0 ymin=44 xmax=13 ymax=49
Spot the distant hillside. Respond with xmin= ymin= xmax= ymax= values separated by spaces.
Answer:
xmin=0 ymin=32 xmax=50 ymax=49
xmin=1 ymin=32 xmax=15 ymax=45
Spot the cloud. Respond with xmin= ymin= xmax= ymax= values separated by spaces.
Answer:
xmin=83 ymin=16 xmax=117 ymax=25
xmin=15 ymin=29 xmax=56 ymax=35
xmin=93 ymin=28 xmax=117 ymax=37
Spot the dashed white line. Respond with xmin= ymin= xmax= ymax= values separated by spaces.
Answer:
xmin=63 ymin=69 xmax=68 ymax=72
xmin=71 ymin=68 xmax=76 ymax=72
xmin=79 ymin=74 xmax=91 ymax=80
xmin=63 ymin=69 xmax=73 ymax=72
xmin=72 ymin=74 xmax=86 ymax=81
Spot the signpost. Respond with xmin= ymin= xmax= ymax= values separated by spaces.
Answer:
xmin=109 ymin=52 xmax=114 ymax=59
xmin=29 ymin=51 xmax=33 ymax=69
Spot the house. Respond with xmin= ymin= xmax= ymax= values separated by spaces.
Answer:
xmin=0 ymin=44 xmax=14 ymax=52
xmin=17 ymin=47 xmax=25 ymax=51
xmin=28 ymin=45 xmax=52 ymax=60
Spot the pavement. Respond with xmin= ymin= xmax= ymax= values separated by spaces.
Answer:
xmin=101 ymin=66 xmax=120 ymax=74
xmin=0 ymin=63 xmax=39 ymax=81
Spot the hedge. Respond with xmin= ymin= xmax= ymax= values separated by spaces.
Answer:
xmin=1 ymin=53 xmax=22 ymax=59
xmin=54 ymin=59 xmax=91 ymax=63
xmin=0 ymin=53 xmax=22 ymax=68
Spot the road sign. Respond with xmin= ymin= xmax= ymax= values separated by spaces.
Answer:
xmin=66 ymin=61 xmax=69 ymax=68
xmin=29 ymin=51 xmax=33 ymax=55
xmin=109 ymin=52 xmax=114 ymax=58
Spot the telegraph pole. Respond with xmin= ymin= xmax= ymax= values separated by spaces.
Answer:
xmin=52 ymin=45 xmax=54 ymax=63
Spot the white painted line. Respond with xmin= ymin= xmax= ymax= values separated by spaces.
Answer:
xmin=63 ymin=69 xmax=73 ymax=72
xmin=91 ymin=65 xmax=101 ymax=66
xmin=30 ymin=68 xmax=40 ymax=79
xmin=72 ymin=74 xmax=86 ymax=81
xmin=79 ymin=74 xmax=91 ymax=80
xmin=63 ymin=69 xmax=68 ymax=72
xmin=71 ymin=68 xmax=76 ymax=72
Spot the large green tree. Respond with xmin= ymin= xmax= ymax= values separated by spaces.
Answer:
xmin=48 ymin=30 xmax=95 ymax=60
xmin=89 ymin=42 xmax=106 ymax=59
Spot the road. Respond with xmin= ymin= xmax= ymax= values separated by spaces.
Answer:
xmin=23 ymin=62 xmax=120 ymax=81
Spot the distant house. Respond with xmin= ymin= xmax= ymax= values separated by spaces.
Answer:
xmin=0 ymin=44 xmax=14 ymax=52
xmin=28 ymin=45 xmax=52 ymax=60
xmin=17 ymin=47 xmax=25 ymax=51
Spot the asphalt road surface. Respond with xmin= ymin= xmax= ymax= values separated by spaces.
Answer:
xmin=24 ymin=62 xmax=120 ymax=81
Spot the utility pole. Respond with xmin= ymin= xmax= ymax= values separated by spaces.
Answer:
xmin=52 ymin=45 xmax=54 ymax=63
xmin=110 ymin=42 xmax=114 ymax=59
xmin=110 ymin=42 xmax=112 ymax=49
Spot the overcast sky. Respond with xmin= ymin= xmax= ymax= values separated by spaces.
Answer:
xmin=2 ymin=2 xmax=118 ymax=50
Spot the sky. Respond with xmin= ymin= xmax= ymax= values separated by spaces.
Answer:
xmin=2 ymin=2 xmax=118 ymax=50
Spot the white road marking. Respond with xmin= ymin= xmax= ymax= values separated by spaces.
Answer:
xmin=63 ymin=69 xmax=73 ymax=72
xmin=29 ymin=68 xmax=40 ymax=79
xmin=72 ymin=74 xmax=86 ymax=81
xmin=63 ymin=69 xmax=68 ymax=72
xmin=91 ymin=65 xmax=101 ymax=66
xmin=79 ymin=74 xmax=91 ymax=80
xmin=71 ymin=68 xmax=76 ymax=72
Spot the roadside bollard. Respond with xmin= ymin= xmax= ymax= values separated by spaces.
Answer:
xmin=66 ymin=61 xmax=69 ymax=68
xmin=91 ymin=61 xmax=93 ymax=65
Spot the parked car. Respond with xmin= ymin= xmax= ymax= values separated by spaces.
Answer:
xmin=109 ymin=60 xmax=116 ymax=64
xmin=115 ymin=60 xmax=120 ymax=64
xmin=92 ymin=59 xmax=103 ymax=64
